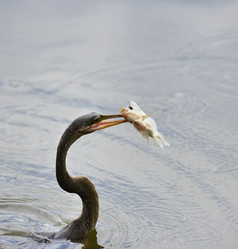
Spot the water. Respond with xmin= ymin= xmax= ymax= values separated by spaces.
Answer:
xmin=1 ymin=0 xmax=238 ymax=248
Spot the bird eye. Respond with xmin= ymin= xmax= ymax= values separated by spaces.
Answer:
xmin=94 ymin=116 xmax=100 ymax=123
xmin=129 ymin=106 xmax=133 ymax=110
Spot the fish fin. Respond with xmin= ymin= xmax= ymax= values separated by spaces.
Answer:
xmin=142 ymin=114 xmax=151 ymax=121
xmin=141 ymin=130 xmax=150 ymax=144
xmin=160 ymin=134 xmax=170 ymax=147
xmin=153 ymin=131 xmax=170 ymax=148
xmin=152 ymin=136 xmax=164 ymax=148
xmin=147 ymin=116 xmax=157 ymax=130
xmin=146 ymin=137 xmax=149 ymax=144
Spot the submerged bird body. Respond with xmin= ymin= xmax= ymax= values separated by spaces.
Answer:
xmin=120 ymin=101 xmax=170 ymax=148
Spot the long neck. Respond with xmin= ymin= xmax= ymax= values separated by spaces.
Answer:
xmin=56 ymin=126 xmax=78 ymax=193
xmin=55 ymin=124 xmax=99 ymax=241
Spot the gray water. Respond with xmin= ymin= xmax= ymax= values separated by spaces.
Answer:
xmin=0 ymin=0 xmax=238 ymax=248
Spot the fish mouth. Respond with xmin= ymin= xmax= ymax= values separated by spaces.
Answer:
xmin=90 ymin=114 xmax=127 ymax=132
xmin=120 ymin=108 xmax=127 ymax=113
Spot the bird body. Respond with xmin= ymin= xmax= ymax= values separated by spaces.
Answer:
xmin=50 ymin=113 xmax=126 ymax=242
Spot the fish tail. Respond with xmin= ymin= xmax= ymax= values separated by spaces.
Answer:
xmin=153 ymin=131 xmax=170 ymax=148
xmin=153 ymin=136 xmax=164 ymax=148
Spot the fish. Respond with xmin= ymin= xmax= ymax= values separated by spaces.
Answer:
xmin=120 ymin=100 xmax=170 ymax=148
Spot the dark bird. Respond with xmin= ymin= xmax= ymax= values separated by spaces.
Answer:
xmin=49 ymin=112 xmax=126 ymax=242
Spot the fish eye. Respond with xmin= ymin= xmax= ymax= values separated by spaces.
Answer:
xmin=129 ymin=106 xmax=133 ymax=110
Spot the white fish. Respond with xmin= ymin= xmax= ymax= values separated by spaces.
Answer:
xmin=120 ymin=101 xmax=170 ymax=148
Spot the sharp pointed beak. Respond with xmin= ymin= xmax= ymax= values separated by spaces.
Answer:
xmin=90 ymin=114 xmax=127 ymax=132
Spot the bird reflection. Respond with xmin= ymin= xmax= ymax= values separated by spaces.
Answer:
xmin=82 ymin=229 xmax=103 ymax=249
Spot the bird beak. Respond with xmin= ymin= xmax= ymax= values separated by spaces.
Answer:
xmin=90 ymin=114 xmax=127 ymax=132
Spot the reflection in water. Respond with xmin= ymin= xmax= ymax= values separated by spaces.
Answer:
xmin=1 ymin=0 xmax=238 ymax=248
xmin=82 ymin=229 xmax=103 ymax=249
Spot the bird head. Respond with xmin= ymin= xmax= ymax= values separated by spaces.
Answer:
xmin=74 ymin=112 xmax=127 ymax=135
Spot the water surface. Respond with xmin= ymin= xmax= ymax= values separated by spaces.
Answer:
xmin=0 ymin=1 xmax=238 ymax=248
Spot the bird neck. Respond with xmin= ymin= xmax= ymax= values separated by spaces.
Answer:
xmin=55 ymin=125 xmax=99 ymax=240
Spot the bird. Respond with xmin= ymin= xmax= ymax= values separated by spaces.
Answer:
xmin=49 ymin=112 xmax=126 ymax=242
